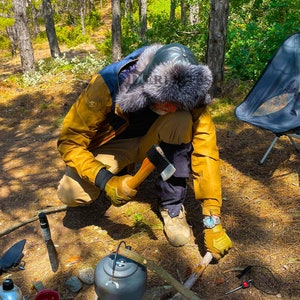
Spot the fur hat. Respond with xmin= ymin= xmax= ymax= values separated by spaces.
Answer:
xmin=116 ymin=43 xmax=212 ymax=112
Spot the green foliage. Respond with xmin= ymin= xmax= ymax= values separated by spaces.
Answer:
xmin=121 ymin=18 xmax=143 ymax=53
xmin=133 ymin=213 xmax=144 ymax=224
xmin=55 ymin=25 xmax=89 ymax=47
xmin=85 ymin=10 xmax=102 ymax=30
xmin=94 ymin=30 xmax=113 ymax=60
xmin=226 ymin=0 xmax=300 ymax=80
xmin=34 ymin=31 xmax=48 ymax=43
xmin=148 ymin=0 xmax=170 ymax=14
xmin=2 ymin=0 xmax=299 ymax=84
xmin=120 ymin=0 xmax=210 ymax=61
xmin=0 ymin=16 xmax=14 ymax=30
xmin=21 ymin=71 xmax=43 ymax=87
xmin=121 ymin=12 xmax=208 ymax=62
xmin=70 ymin=53 xmax=107 ymax=75
xmin=147 ymin=14 xmax=208 ymax=61
xmin=20 ymin=53 xmax=107 ymax=87
xmin=0 ymin=35 xmax=11 ymax=51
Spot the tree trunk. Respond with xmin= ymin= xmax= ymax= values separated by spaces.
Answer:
xmin=112 ymin=0 xmax=122 ymax=62
xmin=170 ymin=0 xmax=176 ymax=21
xmin=189 ymin=3 xmax=199 ymax=25
xmin=138 ymin=0 xmax=147 ymax=42
xmin=181 ymin=0 xmax=187 ymax=25
xmin=6 ymin=25 xmax=19 ymax=56
xmin=31 ymin=2 xmax=40 ymax=38
xmin=42 ymin=0 xmax=61 ymax=58
xmin=207 ymin=0 xmax=229 ymax=96
xmin=80 ymin=4 xmax=86 ymax=35
xmin=79 ymin=0 xmax=87 ymax=35
xmin=12 ymin=0 xmax=35 ymax=72
xmin=124 ymin=0 xmax=133 ymax=20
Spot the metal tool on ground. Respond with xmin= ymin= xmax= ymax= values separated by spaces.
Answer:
xmin=127 ymin=144 xmax=176 ymax=189
xmin=234 ymin=265 xmax=281 ymax=295
xmin=38 ymin=212 xmax=59 ymax=272
xmin=0 ymin=239 xmax=26 ymax=274
xmin=225 ymin=279 xmax=252 ymax=295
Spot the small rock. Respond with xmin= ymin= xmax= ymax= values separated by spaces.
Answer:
xmin=66 ymin=275 xmax=82 ymax=293
xmin=227 ymin=130 xmax=235 ymax=138
xmin=78 ymin=267 xmax=95 ymax=285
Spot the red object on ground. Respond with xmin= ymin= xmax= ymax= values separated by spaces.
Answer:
xmin=34 ymin=289 xmax=60 ymax=300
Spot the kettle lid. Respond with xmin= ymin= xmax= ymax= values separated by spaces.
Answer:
xmin=103 ymin=254 xmax=138 ymax=278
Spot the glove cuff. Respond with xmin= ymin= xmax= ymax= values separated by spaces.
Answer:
xmin=95 ymin=168 xmax=114 ymax=190
xmin=202 ymin=205 xmax=221 ymax=217
xmin=204 ymin=224 xmax=223 ymax=233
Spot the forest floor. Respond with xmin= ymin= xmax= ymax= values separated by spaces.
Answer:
xmin=1 ymin=12 xmax=300 ymax=300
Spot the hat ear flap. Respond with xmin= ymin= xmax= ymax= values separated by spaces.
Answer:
xmin=196 ymin=65 xmax=213 ymax=100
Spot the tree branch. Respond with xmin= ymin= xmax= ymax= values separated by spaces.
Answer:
xmin=0 ymin=205 xmax=67 ymax=238
xmin=118 ymin=247 xmax=202 ymax=300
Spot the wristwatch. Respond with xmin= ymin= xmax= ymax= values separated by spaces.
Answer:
xmin=203 ymin=216 xmax=221 ymax=229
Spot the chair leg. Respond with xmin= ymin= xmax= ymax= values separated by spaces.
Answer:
xmin=259 ymin=136 xmax=279 ymax=165
xmin=287 ymin=134 xmax=300 ymax=152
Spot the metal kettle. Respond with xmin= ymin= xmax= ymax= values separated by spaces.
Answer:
xmin=94 ymin=242 xmax=147 ymax=300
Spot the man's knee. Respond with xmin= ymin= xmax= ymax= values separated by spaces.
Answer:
xmin=57 ymin=173 xmax=100 ymax=207
xmin=158 ymin=111 xmax=193 ymax=144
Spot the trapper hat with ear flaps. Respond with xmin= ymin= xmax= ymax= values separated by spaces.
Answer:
xmin=116 ymin=43 xmax=213 ymax=112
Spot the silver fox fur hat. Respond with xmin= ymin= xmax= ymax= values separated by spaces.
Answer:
xmin=116 ymin=43 xmax=213 ymax=112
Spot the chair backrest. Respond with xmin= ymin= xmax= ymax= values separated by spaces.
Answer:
xmin=235 ymin=33 xmax=300 ymax=134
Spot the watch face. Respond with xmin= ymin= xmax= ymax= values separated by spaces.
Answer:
xmin=203 ymin=216 xmax=220 ymax=228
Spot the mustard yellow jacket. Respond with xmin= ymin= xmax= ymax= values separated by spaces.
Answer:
xmin=58 ymin=50 xmax=222 ymax=215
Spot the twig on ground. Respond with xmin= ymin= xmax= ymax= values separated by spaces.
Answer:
xmin=169 ymin=252 xmax=213 ymax=300
xmin=118 ymin=247 xmax=203 ymax=300
xmin=0 ymin=205 xmax=67 ymax=237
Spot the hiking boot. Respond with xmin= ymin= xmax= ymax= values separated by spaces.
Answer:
xmin=159 ymin=206 xmax=191 ymax=247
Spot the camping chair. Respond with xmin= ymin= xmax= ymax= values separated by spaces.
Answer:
xmin=235 ymin=33 xmax=300 ymax=164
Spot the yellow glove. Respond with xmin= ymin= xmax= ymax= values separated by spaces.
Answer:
xmin=204 ymin=224 xmax=232 ymax=260
xmin=104 ymin=175 xmax=137 ymax=207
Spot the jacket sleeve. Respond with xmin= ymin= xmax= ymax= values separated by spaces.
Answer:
xmin=57 ymin=74 xmax=112 ymax=184
xmin=191 ymin=106 xmax=222 ymax=216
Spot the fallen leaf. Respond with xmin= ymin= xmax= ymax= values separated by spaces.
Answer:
xmin=215 ymin=277 xmax=225 ymax=285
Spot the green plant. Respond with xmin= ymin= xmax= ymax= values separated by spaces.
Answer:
xmin=70 ymin=53 xmax=107 ymax=75
xmin=20 ymin=53 xmax=106 ymax=87
xmin=85 ymin=10 xmax=102 ymax=30
xmin=40 ymin=103 xmax=49 ymax=110
xmin=54 ymin=116 xmax=65 ymax=128
xmin=133 ymin=213 xmax=144 ymax=225
xmin=21 ymin=71 xmax=43 ymax=87
xmin=226 ymin=0 xmax=299 ymax=81
xmin=55 ymin=25 xmax=89 ymax=47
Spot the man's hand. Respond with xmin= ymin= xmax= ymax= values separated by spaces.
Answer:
xmin=104 ymin=175 xmax=137 ymax=207
xmin=204 ymin=224 xmax=232 ymax=260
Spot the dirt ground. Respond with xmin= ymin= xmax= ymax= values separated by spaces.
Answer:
xmin=1 ymin=42 xmax=300 ymax=300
